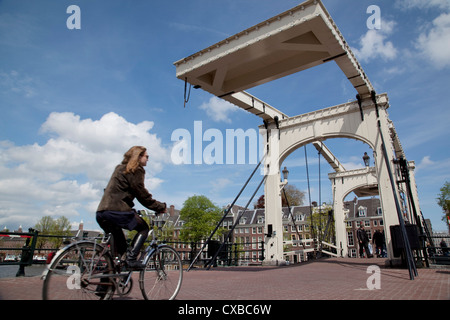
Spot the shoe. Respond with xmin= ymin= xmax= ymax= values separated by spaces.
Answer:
xmin=126 ymin=259 xmax=145 ymax=270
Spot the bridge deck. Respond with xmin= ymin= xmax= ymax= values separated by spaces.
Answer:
xmin=0 ymin=258 xmax=448 ymax=301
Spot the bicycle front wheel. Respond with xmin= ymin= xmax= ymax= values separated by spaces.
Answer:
xmin=42 ymin=241 xmax=115 ymax=300
xmin=140 ymin=245 xmax=183 ymax=300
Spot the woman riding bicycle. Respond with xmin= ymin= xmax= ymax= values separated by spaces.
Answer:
xmin=96 ymin=146 xmax=166 ymax=269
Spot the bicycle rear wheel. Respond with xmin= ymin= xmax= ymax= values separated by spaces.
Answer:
xmin=140 ymin=245 xmax=183 ymax=300
xmin=42 ymin=241 xmax=115 ymax=300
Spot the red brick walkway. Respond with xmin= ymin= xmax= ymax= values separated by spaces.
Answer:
xmin=0 ymin=258 xmax=448 ymax=300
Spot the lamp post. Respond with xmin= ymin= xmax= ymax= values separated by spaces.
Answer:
xmin=282 ymin=166 xmax=289 ymax=182
xmin=363 ymin=152 xmax=370 ymax=167
xmin=280 ymin=166 xmax=289 ymax=193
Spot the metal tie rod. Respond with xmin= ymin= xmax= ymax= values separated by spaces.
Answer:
xmin=186 ymin=154 xmax=266 ymax=271
xmin=378 ymin=120 xmax=417 ymax=280
xmin=205 ymin=174 xmax=267 ymax=270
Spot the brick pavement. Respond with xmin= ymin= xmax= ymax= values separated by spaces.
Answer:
xmin=0 ymin=257 xmax=448 ymax=300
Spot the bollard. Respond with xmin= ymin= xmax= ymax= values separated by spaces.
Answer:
xmin=16 ymin=229 xmax=38 ymax=277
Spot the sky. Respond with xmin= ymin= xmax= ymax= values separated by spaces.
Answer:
xmin=0 ymin=0 xmax=449 ymax=233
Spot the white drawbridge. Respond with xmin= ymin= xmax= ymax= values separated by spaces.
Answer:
xmin=174 ymin=0 xmax=422 ymax=272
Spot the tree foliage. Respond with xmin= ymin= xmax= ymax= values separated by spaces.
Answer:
xmin=309 ymin=203 xmax=334 ymax=242
xmin=34 ymin=216 xmax=72 ymax=249
xmin=179 ymin=195 xmax=223 ymax=243
xmin=282 ymin=184 xmax=305 ymax=207
xmin=254 ymin=184 xmax=305 ymax=208
xmin=437 ymin=181 xmax=450 ymax=224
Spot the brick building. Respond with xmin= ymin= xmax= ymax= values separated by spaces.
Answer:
xmin=154 ymin=197 xmax=386 ymax=264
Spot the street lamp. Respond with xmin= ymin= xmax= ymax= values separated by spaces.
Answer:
xmin=363 ymin=152 xmax=370 ymax=167
xmin=282 ymin=166 xmax=289 ymax=182
xmin=280 ymin=166 xmax=289 ymax=193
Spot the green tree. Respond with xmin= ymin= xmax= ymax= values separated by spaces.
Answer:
xmin=254 ymin=184 xmax=305 ymax=208
xmin=437 ymin=181 xmax=450 ymax=225
xmin=282 ymin=184 xmax=305 ymax=207
xmin=179 ymin=195 xmax=223 ymax=243
xmin=34 ymin=216 xmax=72 ymax=249
xmin=310 ymin=203 xmax=335 ymax=243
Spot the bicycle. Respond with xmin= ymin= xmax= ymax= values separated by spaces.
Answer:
xmin=41 ymin=219 xmax=183 ymax=300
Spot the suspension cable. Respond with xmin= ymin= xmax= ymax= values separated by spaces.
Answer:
xmin=186 ymin=154 xmax=266 ymax=271
xmin=304 ymin=145 xmax=314 ymax=239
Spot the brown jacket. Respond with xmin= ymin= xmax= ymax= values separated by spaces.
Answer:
xmin=97 ymin=164 xmax=166 ymax=213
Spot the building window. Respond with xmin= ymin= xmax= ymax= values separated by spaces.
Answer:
xmin=376 ymin=207 xmax=382 ymax=216
xmin=348 ymin=231 xmax=354 ymax=246
xmin=358 ymin=206 xmax=367 ymax=217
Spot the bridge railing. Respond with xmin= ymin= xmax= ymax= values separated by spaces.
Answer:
xmin=1 ymin=231 xmax=266 ymax=276
xmin=426 ymin=235 xmax=450 ymax=266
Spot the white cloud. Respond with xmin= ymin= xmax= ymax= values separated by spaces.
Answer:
xmin=396 ymin=0 xmax=450 ymax=10
xmin=210 ymin=177 xmax=233 ymax=195
xmin=341 ymin=161 xmax=364 ymax=171
xmin=396 ymin=0 xmax=450 ymax=68
xmin=199 ymin=96 xmax=241 ymax=123
xmin=0 ymin=112 xmax=170 ymax=230
xmin=352 ymin=20 xmax=398 ymax=62
xmin=0 ymin=70 xmax=36 ymax=97
xmin=416 ymin=156 xmax=435 ymax=171
xmin=415 ymin=13 xmax=450 ymax=68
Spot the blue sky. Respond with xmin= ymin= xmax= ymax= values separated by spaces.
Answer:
xmin=0 ymin=0 xmax=449 ymax=233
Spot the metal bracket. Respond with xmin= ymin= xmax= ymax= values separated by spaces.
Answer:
xmin=356 ymin=94 xmax=364 ymax=121
xmin=371 ymin=90 xmax=379 ymax=118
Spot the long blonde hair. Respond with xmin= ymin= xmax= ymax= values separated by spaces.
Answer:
xmin=122 ymin=146 xmax=146 ymax=174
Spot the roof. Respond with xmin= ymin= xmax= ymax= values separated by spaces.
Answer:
xmin=344 ymin=198 xmax=381 ymax=219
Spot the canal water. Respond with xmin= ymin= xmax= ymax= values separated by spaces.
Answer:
xmin=0 ymin=265 xmax=46 ymax=278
